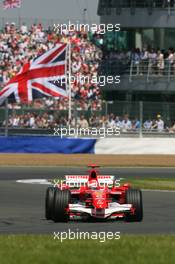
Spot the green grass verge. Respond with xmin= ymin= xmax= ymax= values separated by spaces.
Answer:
xmin=0 ymin=235 xmax=174 ymax=264
xmin=122 ymin=178 xmax=175 ymax=190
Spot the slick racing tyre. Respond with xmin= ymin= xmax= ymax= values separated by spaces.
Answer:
xmin=53 ymin=189 xmax=71 ymax=222
xmin=45 ymin=187 xmax=55 ymax=220
xmin=125 ymin=188 xmax=143 ymax=222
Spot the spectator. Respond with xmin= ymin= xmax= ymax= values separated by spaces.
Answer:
xmin=157 ymin=50 xmax=164 ymax=75
xmin=144 ymin=119 xmax=152 ymax=130
xmin=167 ymin=48 xmax=174 ymax=75
xmin=148 ymin=48 xmax=157 ymax=74
xmin=132 ymin=48 xmax=141 ymax=75
xmin=132 ymin=118 xmax=140 ymax=130
xmin=156 ymin=114 xmax=164 ymax=132
xmin=12 ymin=114 xmax=20 ymax=127
xmin=115 ymin=116 xmax=122 ymax=128
xmin=29 ymin=113 xmax=36 ymax=128
xmin=168 ymin=121 xmax=175 ymax=133
xmin=121 ymin=115 xmax=132 ymax=132
xmin=107 ymin=113 xmax=116 ymax=128
xmin=20 ymin=23 xmax=28 ymax=34
xmin=78 ymin=115 xmax=89 ymax=128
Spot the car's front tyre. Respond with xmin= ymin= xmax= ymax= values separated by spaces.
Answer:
xmin=53 ymin=189 xmax=71 ymax=222
xmin=45 ymin=186 xmax=55 ymax=220
xmin=125 ymin=188 xmax=143 ymax=222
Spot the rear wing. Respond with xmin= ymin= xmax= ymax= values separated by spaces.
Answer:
xmin=65 ymin=175 xmax=116 ymax=187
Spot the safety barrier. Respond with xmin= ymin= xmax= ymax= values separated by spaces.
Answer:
xmin=0 ymin=136 xmax=96 ymax=154
xmin=1 ymin=136 xmax=175 ymax=154
xmin=95 ymin=138 xmax=175 ymax=154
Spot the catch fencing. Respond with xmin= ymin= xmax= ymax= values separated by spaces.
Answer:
xmin=0 ymin=100 xmax=175 ymax=137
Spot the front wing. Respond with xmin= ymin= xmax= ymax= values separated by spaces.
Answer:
xmin=69 ymin=202 xmax=132 ymax=219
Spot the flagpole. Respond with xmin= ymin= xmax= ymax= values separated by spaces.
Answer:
xmin=68 ymin=40 xmax=72 ymax=121
xmin=18 ymin=7 xmax=21 ymax=28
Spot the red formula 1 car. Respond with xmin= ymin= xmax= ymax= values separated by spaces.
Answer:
xmin=45 ymin=165 xmax=143 ymax=222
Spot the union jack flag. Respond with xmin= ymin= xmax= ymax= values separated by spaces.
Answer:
xmin=3 ymin=0 xmax=21 ymax=9
xmin=0 ymin=44 xmax=68 ymax=105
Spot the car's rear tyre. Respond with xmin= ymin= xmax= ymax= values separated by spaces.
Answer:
xmin=125 ymin=188 xmax=143 ymax=222
xmin=45 ymin=187 xmax=55 ymax=220
xmin=53 ymin=189 xmax=71 ymax=222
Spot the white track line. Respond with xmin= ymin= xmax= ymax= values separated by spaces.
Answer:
xmin=16 ymin=179 xmax=51 ymax=185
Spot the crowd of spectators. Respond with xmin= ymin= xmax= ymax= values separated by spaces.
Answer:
xmin=3 ymin=111 xmax=175 ymax=133
xmin=101 ymin=47 xmax=175 ymax=76
xmin=1 ymin=21 xmax=175 ymax=135
xmin=0 ymin=21 xmax=103 ymax=110
xmin=1 ymin=21 xmax=175 ymax=94
xmin=5 ymin=97 xmax=102 ymax=111
xmin=130 ymin=47 xmax=175 ymax=76
xmin=5 ymin=112 xmax=55 ymax=129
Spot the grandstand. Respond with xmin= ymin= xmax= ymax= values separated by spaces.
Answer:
xmin=98 ymin=0 xmax=175 ymax=104
xmin=1 ymin=1 xmax=175 ymax=136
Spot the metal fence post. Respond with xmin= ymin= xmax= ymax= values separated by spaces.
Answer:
xmin=74 ymin=100 xmax=78 ymax=128
xmin=168 ymin=62 xmax=171 ymax=82
xmin=139 ymin=101 xmax=143 ymax=138
xmin=105 ymin=101 xmax=108 ymax=116
xmin=129 ymin=60 xmax=133 ymax=83
xmin=5 ymin=98 xmax=9 ymax=137
xmin=147 ymin=59 xmax=151 ymax=82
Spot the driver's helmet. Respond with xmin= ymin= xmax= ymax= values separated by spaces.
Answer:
xmin=88 ymin=179 xmax=98 ymax=190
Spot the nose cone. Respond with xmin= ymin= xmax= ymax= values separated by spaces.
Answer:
xmin=92 ymin=190 xmax=107 ymax=209
xmin=94 ymin=199 xmax=107 ymax=209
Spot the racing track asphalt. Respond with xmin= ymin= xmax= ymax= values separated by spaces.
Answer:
xmin=0 ymin=167 xmax=175 ymax=234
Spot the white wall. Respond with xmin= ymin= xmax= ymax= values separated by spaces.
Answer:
xmin=95 ymin=138 xmax=175 ymax=154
